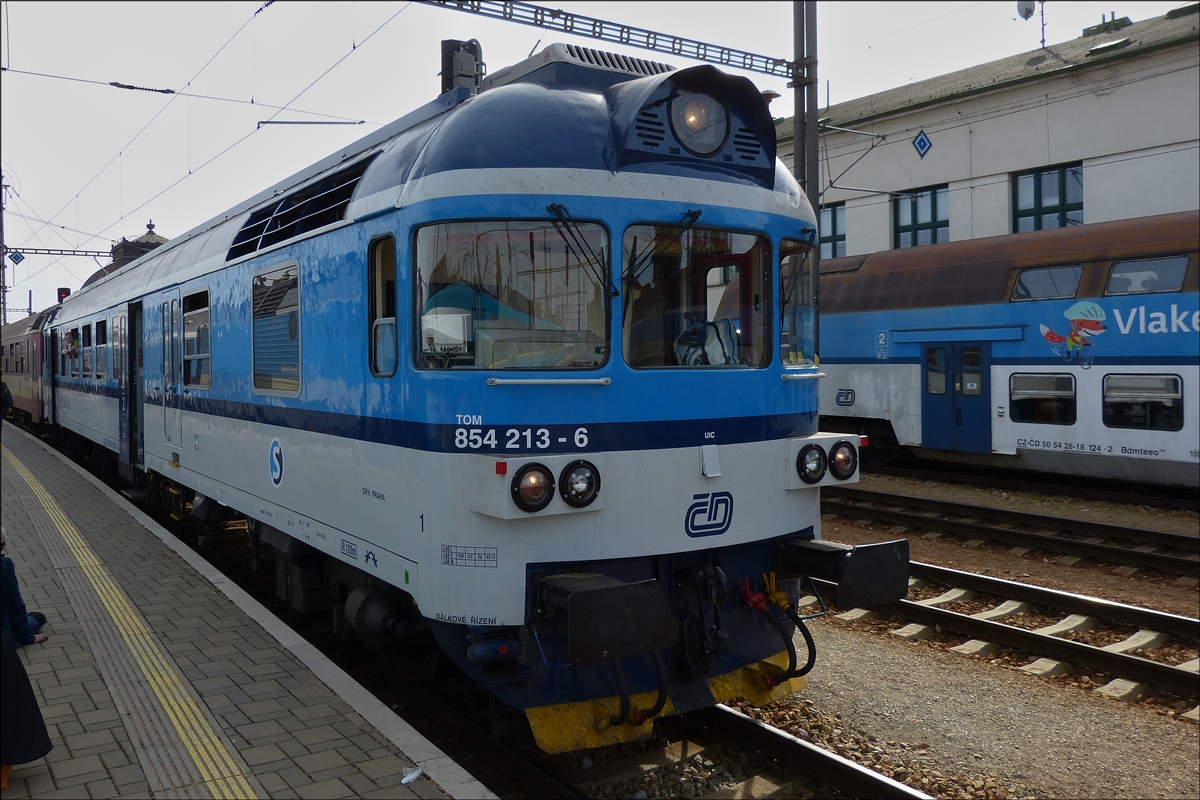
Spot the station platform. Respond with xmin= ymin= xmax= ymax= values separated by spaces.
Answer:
xmin=0 ymin=425 xmax=493 ymax=800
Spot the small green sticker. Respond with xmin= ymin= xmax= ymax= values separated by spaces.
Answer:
xmin=404 ymin=570 xmax=410 ymax=585
xmin=194 ymin=434 xmax=200 ymax=450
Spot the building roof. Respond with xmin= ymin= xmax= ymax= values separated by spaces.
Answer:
xmin=777 ymin=3 xmax=1199 ymax=140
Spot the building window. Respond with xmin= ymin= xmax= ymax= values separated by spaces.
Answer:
xmin=183 ymin=291 xmax=211 ymax=388
xmin=1010 ymin=373 xmax=1076 ymax=425
xmin=1014 ymin=164 xmax=1082 ymax=232
xmin=253 ymin=262 xmax=301 ymax=394
xmin=1103 ymin=374 xmax=1182 ymax=431
xmin=895 ymin=186 xmax=948 ymax=248
xmin=819 ymin=204 xmax=846 ymax=259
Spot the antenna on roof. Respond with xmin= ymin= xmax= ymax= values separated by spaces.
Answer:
xmin=1018 ymin=1 xmax=1048 ymax=48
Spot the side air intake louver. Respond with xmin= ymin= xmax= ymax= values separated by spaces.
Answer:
xmin=635 ymin=110 xmax=666 ymax=149
xmin=228 ymin=155 xmax=377 ymax=262
xmin=733 ymin=128 xmax=763 ymax=162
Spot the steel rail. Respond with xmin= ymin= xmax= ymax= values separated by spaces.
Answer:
xmin=695 ymin=705 xmax=934 ymax=800
xmin=862 ymin=464 xmax=1200 ymax=513
xmin=813 ymin=577 xmax=1200 ymax=695
xmin=909 ymin=562 xmax=1200 ymax=640
xmin=822 ymin=494 xmax=1199 ymax=577
xmin=825 ymin=486 xmax=1199 ymax=551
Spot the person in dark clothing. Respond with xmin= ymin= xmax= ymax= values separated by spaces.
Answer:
xmin=1 ymin=625 xmax=53 ymax=789
xmin=0 ymin=529 xmax=48 ymax=648
xmin=1 ymin=378 xmax=12 ymax=428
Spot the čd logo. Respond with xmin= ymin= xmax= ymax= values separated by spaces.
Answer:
xmin=685 ymin=492 xmax=734 ymax=537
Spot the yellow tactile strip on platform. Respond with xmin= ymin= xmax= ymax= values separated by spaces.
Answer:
xmin=3 ymin=445 xmax=261 ymax=800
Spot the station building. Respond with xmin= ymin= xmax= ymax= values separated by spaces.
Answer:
xmin=777 ymin=4 xmax=1199 ymax=259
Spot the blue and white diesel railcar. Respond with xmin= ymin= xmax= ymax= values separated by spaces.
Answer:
xmin=817 ymin=211 xmax=1199 ymax=488
xmin=40 ymin=43 xmax=907 ymax=753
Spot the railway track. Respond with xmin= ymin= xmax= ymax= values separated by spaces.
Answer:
xmin=862 ymin=463 xmax=1200 ymax=513
xmin=822 ymin=486 xmax=1200 ymax=577
xmin=813 ymin=563 xmax=1200 ymax=701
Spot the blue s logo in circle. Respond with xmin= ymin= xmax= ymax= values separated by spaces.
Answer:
xmin=269 ymin=439 xmax=284 ymax=486
xmin=685 ymin=492 xmax=734 ymax=537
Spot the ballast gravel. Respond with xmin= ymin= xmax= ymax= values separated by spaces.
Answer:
xmin=791 ymin=473 xmax=1200 ymax=799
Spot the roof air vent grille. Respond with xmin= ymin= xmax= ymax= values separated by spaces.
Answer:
xmin=563 ymin=44 xmax=674 ymax=77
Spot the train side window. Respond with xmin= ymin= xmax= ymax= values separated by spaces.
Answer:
xmin=253 ymin=262 xmax=301 ymax=394
xmin=183 ymin=291 xmax=211 ymax=388
xmin=82 ymin=325 xmax=93 ymax=378
xmin=112 ymin=316 xmax=123 ymax=383
xmin=926 ymin=348 xmax=946 ymax=394
xmin=1106 ymin=256 xmax=1188 ymax=295
xmin=368 ymin=236 xmax=397 ymax=377
xmin=1010 ymin=374 xmax=1076 ymax=425
xmin=1011 ymin=266 xmax=1082 ymax=301
xmin=95 ymin=320 xmax=108 ymax=379
xmin=960 ymin=347 xmax=982 ymax=395
xmin=780 ymin=238 xmax=817 ymax=366
xmin=1103 ymin=374 xmax=1182 ymax=431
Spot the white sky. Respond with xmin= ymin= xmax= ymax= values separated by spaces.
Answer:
xmin=0 ymin=1 xmax=1185 ymax=316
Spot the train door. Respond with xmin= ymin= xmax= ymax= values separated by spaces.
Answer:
xmin=48 ymin=329 xmax=59 ymax=426
xmin=920 ymin=342 xmax=991 ymax=453
xmin=129 ymin=303 xmax=144 ymax=467
xmin=162 ymin=294 xmax=183 ymax=452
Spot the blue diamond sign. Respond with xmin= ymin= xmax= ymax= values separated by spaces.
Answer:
xmin=912 ymin=129 xmax=932 ymax=159
xmin=7 ymin=251 xmax=25 ymax=265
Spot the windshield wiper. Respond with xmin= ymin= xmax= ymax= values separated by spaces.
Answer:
xmin=623 ymin=209 xmax=703 ymax=290
xmin=548 ymin=203 xmax=618 ymax=298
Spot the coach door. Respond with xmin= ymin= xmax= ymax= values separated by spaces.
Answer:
xmin=921 ymin=342 xmax=991 ymax=453
xmin=162 ymin=294 xmax=183 ymax=452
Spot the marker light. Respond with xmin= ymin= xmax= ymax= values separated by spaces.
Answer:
xmin=796 ymin=444 xmax=827 ymax=484
xmin=511 ymin=464 xmax=555 ymax=512
xmin=559 ymin=460 xmax=601 ymax=508
xmin=669 ymin=89 xmax=729 ymax=156
xmin=829 ymin=441 xmax=858 ymax=480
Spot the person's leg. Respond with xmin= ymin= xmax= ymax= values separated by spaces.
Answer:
xmin=28 ymin=612 xmax=46 ymax=634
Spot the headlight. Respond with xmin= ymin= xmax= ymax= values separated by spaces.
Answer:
xmin=669 ymin=89 xmax=729 ymax=156
xmin=511 ymin=464 xmax=555 ymax=512
xmin=796 ymin=444 xmax=827 ymax=484
xmin=829 ymin=441 xmax=858 ymax=480
xmin=559 ymin=460 xmax=601 ymax=508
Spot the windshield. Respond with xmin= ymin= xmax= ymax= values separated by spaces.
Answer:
xmin=780 ymin=237 xmax=816 ymax=366
xmin=622 ymin=225 xmax=769 ymax=368
xmin=415 ymin=221 xmax=610 ymax=370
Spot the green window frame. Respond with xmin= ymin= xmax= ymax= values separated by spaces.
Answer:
xmin=894 ymin=186 xmax=948 ymax=249
xmin=819 ymin=203 xmax=846 ymax=259
xmin=1014 ymin=164 xmax=1082 ymax=232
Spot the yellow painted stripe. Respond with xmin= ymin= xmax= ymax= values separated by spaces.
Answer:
xmin=3 ymin=446 xmax=258 ymax=799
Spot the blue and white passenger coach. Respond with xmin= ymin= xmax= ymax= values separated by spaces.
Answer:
xmin=41 ymin=44 xmax=907 ymax=752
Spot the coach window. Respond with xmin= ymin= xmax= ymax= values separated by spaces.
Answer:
xmin=895 ymin=186 xmax=948 ymax=248
xmin=781 ymin=237 xmax=816 ymax=366
xmin=253 ymin=262 xmax=301 ymax=394
xmin=1012 ymin=266 xmax=1082 ymax=301
xmin=1010 ymin=374 xmax=1076 ymax=425
xmin=1103 ymin=374 xmax=1182 ymax=431
xmin=368 ymin=236 xmax=397 ymax=376
xmin=82 ymin=324 xmax=93 ymax=378
xmin=1014 ymin=164 xmax=1082 ymax=232
xmin=95 ymin=320 xmax=108 ymax=379
xmin=819 ymin=204 xmax=846 ymax=259
xmin=415 ymin=221 xmax=610 ymax=370
xmin=624 ymin=225 xmax=768 ymax=368
xmin=926 ymin=348 xmax=946 ymax=394
xmin=183 ymin=290 xmax=211 ymax=388
xmin=1105 ymin=256 xmax=1189 ymax=295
